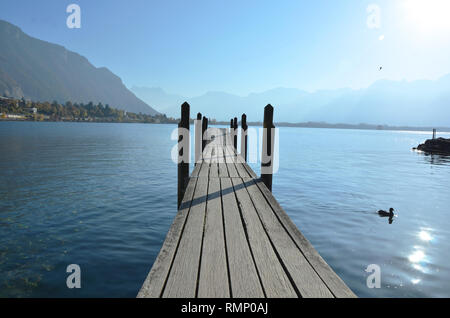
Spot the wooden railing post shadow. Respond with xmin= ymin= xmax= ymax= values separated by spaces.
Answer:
xmin=241 ymin=114 xmax=248 ymax=162
xmin=195 ymin=112 xmax=202 ymax=165
xmin=178 ymin=102 xmax=190 ymax=207
xmin=261 ymin=104 xmax=274 ymax=192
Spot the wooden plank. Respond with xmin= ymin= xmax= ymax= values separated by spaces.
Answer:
xmin=224 ymin=146 xmax=239 ymax=178
xmin=202 ymin=143 xmax=214 ymax=163
xmin=220 ymin=178 xmax=264 ymax=298
xmin=225 ymin=144 xmax=236 ymax=158
xmin=209 ymin=145 xmax=217 ymax=163
xmin=222 ymin=139 xmax=241 ymax=179
xmin=244 ymin=178 xmax=334 ymax=298
xmin=218 ymin=145 xmax=227 ymax=163
xmin=218 ymin=163 xmax=228 ymax=178
xmin=191 ymin=161 xmax=202 ymax=177
xmin=210 ymin=162 xmax=219 ymax=178
xmin=254 ymin=179 xmax=356 ymax=298
xmin=226 ymin=163 xmax=239 ymax=178
xmin=137 ymin=176 xmax=198 ymax=298
xmin=212 ymin=144 xmax=222 ymax=164
xmin=235 ymin=153 xmax=246 ymax=163
xmin=222 ymin=129 xmax=226 ymax=146
xmin=229 ymin=144 xmax=251 ymax=178
xmin=224 ymin=131 xmax=230 ymax=145
xmin=218 ymin=147 xmax=229 ymax=177
xmin=243 ymin=162 xmax=258 ymax=178
xmin=162 ymin=177 xmax=209 ymax=298
xmin=228 ymin=131 xmax=233 ymax=146
xmin=199 ymin=161 xmax=210 ymax=178
xmin=198 ymin=177 xmax=230 ymax=297
xmin=220 ymin=129 xmax=226 ymax=146
xmin=231 ymin=177 xmax=297 ymax=298
xmin=235 ymin=162 xmax=251 ymax=178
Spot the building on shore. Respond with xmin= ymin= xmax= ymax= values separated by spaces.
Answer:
xmin=0 ymin=113 xmax=26 ymax=119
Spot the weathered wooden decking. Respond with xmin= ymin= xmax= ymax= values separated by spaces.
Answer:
xmin=138 ymin=128 xmax=355 ymax=298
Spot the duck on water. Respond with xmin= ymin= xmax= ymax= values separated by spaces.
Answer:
xmin=378 ymin=208 xmax=396 ymax=224
xmin=378 ymin=208 xmax=395 ymax=217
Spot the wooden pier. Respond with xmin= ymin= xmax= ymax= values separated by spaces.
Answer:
xmin=138 ymin=103 xmax=356 ymax=298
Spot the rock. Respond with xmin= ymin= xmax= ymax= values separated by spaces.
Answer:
xmin=416 ymin=138 xmax=450 ymax=155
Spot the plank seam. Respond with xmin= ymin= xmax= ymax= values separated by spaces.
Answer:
xmin=220 ymin=176 xmax=233 ymax=298
xmin=158 ymin=176 xmax=199 ymax=297
xmin=242 ymin=161 xmax=258 ymax=179
xmin=242 ymin=179 xmax=302 ymax=297
xmin=231 ymin=177 xmax=267 ymax=298
xmin=195 ymin=163 xmax=210 ymax=297
xmin=254 ymin=181 xmax=338 ymax=297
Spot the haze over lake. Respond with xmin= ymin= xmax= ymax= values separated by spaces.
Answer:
xmin=1 ymin=122 xmax=450 ymax=297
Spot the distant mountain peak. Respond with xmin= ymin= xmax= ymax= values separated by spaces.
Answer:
xmin=132 ymin=74 xmax=450 ymax=126
xmin=0 ymin=19 xmax=21 ymax=32
xmin=0 ymin=19 xmax=158 ymax=115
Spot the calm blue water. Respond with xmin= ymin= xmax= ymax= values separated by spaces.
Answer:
xmin=1 ymin=121 xmax=449 ymax=297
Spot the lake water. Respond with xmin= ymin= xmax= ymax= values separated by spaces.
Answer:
xmin=1 ymin=121 xmax=450 ymax=297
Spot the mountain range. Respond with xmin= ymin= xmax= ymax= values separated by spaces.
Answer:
xmin=0 ymin=19 xmax=158 ymax=115
xmin=1 ymin=18 xmax=448 ymax=126
xmin=132 ymin=75 xmax=450 ymax=127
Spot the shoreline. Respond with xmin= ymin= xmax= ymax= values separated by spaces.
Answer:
xmin=2 ymin=117 xmax=450 ymax=133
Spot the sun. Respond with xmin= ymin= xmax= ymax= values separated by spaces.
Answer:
xmin=402 ymin=0 xmax=450 ymax=33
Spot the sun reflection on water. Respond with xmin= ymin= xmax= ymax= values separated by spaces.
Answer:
xmin=411 ymin=279 xmax=421 ymax=285
xmin=418 ymin=230 xmax=433 ymax=242
xmin=412 ymin=263 xmax=422 ymax=269
xmin=409 ymin=250 xmax=425 ymax=263
xmin=407 ymin=229 xmax=435 ymax=283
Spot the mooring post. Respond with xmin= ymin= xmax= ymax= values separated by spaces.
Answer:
xmin=195 ymin=113 xmax=202 ymax=164
xmin=433 ymin=128 xmax=436 ymax=139
xmin=261 ymin=104 xmax=275 ymax=192
xmin=202 ymin=116 xmax=208 ymax=151
xmin=205 ymin=117 xmax=209 ymax=150
xmin=229 ymin=119 xmax=233 ymax=146
xmin=230 ymin=118 xmax=233 ymax=142
xmin=178 ymin=102 xmax=190 ymax=207
xmin=233 ymin=117 xmax=238 ymax=152
xmin=241 ymin=114 xmax=248 ymax=162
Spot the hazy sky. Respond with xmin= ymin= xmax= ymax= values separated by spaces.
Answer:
xmin=1 ymin=0 xmax=450 ymax=96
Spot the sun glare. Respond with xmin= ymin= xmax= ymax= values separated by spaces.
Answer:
xmin=418 ymin=230 xmax=433 ymax=242
xmin=402 ymin=0 xmax=450 ymax=33
xmin=411 ymin=278 xmax=421 ymax=285
xmin=408 ymin=250 xmax=425 ymax=263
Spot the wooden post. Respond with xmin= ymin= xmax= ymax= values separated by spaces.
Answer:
xmin=195 ymin=112 xmax=202 ymax=164
xmin=433 ymin=129 xmax=436 ymax=139
xmin=202 ymin=116 xmax=208 ymax=151
xmin=178 ymin=102 xmax=190 ymax=207
xmin=261 ymin=104 xmax=274 ymax=192
xmin=233 ymin=117 xmax=238 ymax=152
xmin=205 ymin=117 xmax=209 ymax=148
xmin=241 ymin=114 xmax=248 ymax=162
xmin=229 ymin=119 xmax=233 ymax=146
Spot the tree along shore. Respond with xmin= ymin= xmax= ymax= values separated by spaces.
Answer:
xmin=0 ymin=97 xmax=177 ymax=124
xmin=2 ymin=97 xmax=449 ymax=132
